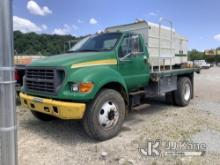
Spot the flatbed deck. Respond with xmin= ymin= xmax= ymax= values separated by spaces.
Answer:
xmin=150 ymin=68 xmax=200 ymax=81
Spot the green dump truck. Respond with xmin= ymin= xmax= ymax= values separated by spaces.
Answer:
xmin=20 ymin=20 xmax=199 ymax=140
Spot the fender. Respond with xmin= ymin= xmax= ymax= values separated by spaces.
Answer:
xmin=63 ymin=66 xmax=128 ymax=101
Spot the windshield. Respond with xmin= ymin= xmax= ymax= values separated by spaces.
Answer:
xmin=69 ymin=33 xmax=122 ymax=52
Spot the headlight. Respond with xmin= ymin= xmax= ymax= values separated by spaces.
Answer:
xmin=70 ymin=83 xmax=79 ymax=92
xmin=70 ymin=82 xmax=94 ymax=93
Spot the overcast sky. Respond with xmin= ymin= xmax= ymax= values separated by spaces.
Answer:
xmin=13 ymin=0 xmax=220 ymax=51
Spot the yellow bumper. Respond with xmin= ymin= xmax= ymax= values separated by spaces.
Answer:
xmin=20 ymin=93 xmax=86 ymax=120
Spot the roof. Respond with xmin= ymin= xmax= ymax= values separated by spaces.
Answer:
xmin=106 ymin=20 xmax=176 ymax=32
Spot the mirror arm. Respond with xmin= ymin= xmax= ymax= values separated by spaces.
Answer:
xmin=120 ymin=58 xmax=131 ymax=62
xmin=120 ymin=52 xmax=133 ymax=61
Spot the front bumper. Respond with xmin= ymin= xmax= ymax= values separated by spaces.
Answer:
xmin=20 ymin=93 xmax=86 ymax=120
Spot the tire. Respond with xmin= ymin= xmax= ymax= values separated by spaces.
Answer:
xmin=82 ymin=89 xmax=126 ymax=141
xmin=31 ymin=110 xmax=56 ymax=121
xmin=174 ymin=77 xmax=192 ymax=107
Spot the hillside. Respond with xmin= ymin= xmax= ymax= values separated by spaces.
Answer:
xmin=14 ymin=31 xmax=80 ymax=56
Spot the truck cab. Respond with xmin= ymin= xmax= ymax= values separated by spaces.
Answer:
xmin=20 ymin=31 xmax=198 ymax=140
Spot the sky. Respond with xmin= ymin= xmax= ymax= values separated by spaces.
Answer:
xmin=13 ymin=0 xmax=220 ymax=51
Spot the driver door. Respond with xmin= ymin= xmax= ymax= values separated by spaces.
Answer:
xmin=118 ymin=33 xmax=149 ymax=90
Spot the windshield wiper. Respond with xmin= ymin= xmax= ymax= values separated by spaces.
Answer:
xmin=67 ymin=49 xmax=111 ymax=53
xmin=66 ymin=50 xmax=77 ymax=53
xmin=98 ymin=48 xmax=112 ymax=51
xmin=78 ymin=49 xmax=99 ymax=52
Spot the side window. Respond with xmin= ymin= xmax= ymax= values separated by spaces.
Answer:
xmin=119 ymin=35 xmax=130 ymax=58
xmin=119 ymin=34 xmax=143 ymax=58
xmin=130 ymin=34 xmax=142 ymax=53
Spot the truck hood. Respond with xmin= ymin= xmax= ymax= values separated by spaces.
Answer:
xmin=29 ymin=52 xmax=116 ymax=68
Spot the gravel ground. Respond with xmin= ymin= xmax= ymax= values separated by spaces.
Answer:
xmin=17 ymin=67 xmax=220 ymax=165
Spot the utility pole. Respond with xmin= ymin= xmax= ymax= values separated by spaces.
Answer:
xmin=0 ymin=0 xmax=18 ymax=165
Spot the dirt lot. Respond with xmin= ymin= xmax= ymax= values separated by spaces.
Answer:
xmin=17 ymin=67 xmax=220 ymax=165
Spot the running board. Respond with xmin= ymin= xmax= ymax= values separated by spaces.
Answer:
xmin=129 ymin=90 xmax=146 ymax=96
xmin=131 ymin=104 xmax=150 ymax=111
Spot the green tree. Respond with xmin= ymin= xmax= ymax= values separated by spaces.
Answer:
xmin=14 ymin=31 xmax=80 ymax=56
xmin=188 ymin=49 xmax=205 ymax=61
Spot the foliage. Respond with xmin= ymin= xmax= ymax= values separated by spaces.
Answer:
xmin=14 ymin=31 xmax=81 ymax=56
xmin=188 ymin=49 xmax=220 ymax=63
xmin=215 ymin=55 xmax=220 ymax=62
xmin=188 ymin=49 xmax=205 ymax=61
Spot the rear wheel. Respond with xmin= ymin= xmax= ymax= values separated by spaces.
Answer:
xmin=174 ymin=77 xmax=192 ymax=106
xmin=31 ymin=110 xmax=56 ymax=121
xmin=83 ymin=89 xmax=126 ymax=141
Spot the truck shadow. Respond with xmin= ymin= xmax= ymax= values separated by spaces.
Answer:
xmin=20 ymin=118 xmax=96 ymax=144
xmin=20 ymin=96 xmax=172 ymax=144
xmin=124 ymin=96 xmax=171 ymax=124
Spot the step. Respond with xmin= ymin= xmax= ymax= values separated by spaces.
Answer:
xmin=129 ymin=90 xmax=146 ymax=96
xmin=131 ymin=104 xmax=150 ymax=111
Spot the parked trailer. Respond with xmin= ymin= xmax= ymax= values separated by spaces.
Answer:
xmin=15 ymin=64 xmax=26 ymax=95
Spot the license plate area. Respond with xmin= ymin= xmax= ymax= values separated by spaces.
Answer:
xmin=32 ymin=97 xmax=44 ymax=103
xmin=28 ymin=101 xmax=52 ymax=114
xmin=27 ymin=100 xmax=60 ymax=117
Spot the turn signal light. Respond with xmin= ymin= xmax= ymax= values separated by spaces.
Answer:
xmin=79 ymin=82 xmax=94 ymax=93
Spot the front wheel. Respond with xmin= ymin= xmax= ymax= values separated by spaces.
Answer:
xmin=83 ymin=89 xmax=126 ymax=141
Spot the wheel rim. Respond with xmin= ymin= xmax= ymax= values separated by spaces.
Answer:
xmin=184 ymin=83 xmax=191 ymax=101
xmin=98 ymin=101 xmax=119 ymax=129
